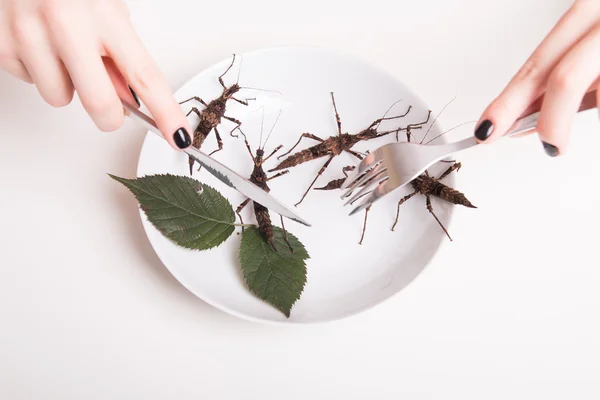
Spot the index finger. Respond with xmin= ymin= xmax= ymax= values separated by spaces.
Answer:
xmin=474 ymin=0 xmax=600 ymax=143
xmin=102 ymin=23 xmax=192 ymax=150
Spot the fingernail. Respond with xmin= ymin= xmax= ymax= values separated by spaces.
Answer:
xmin=474 ymin=119 xmax=494 ymax=141
xmin=173 ymin=128 xmax=191 ymax=149
xmin=541 ymin=141 xmax=559 ymax=157
xmin=128 ymin=86 xmax=140 ymax=107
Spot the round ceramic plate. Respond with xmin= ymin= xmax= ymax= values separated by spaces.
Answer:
xmin=136 ymin=46 xmax=456 ymax=324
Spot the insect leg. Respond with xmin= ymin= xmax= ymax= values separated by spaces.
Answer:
xmin=294 ymin=154 xmax=335 ymax=207
xmin=313 ymin=166 xmax=356 ymax=191
xmin=277 ymin=133 xmax=325 ymax=160
xmin=391 ymin=190 xmax=418 ymax=231
xmin=359 ymin=206 xmax=371 ymax=245
xmin=208 ymin=126 xmax=223 ymax=157
xmin=426 ymin=195 xmax=452 ymax=241
xmin=371 ymin=105 xmax=413 ymax=130
xmin=188 ymin=157 xmax=195 ymax=176
xmin=232 ymin=97 xmax=255 ymax=106
xmin=263 ymin=145 xmax=283 ymax=163
xmin=184 ymin=107 xmax=203 ymax=118
xmin=346 ymin=149 xmax=365 ymax=160
xmin=267 ymin=170 xmax=289 ymax=181
xmin=223 ymin=115 xmax=243 ymax=138
xmin=279 ymin=215 xmax=294 ymax=253
xmin=437 ymin=162 xmax=462 ymax=180
xmin=219 ymin=54 xmax=237 ymax=89
xmin=179 ymin=97 xmax=207 ymax=107
xmin=330 ymin=92 xmax=343 ymax=136
xmin=391 ymin=110 xmax=432 ymax=141
xmin=397 ymin=127 xmax=410 ymax=142
xmin=376 ymin=125 xmax=421 ymax=141
xmin=342 ymin=165 xmax=356 ymax=177
xmin=394 ymin=126 xmax=420 ymax=141
xmin=236 ymin=198 xmax=251 ymax=230
xmin=239 ymin=130 xmax=255 ymax=159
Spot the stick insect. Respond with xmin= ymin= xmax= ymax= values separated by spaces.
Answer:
xmin=178 ymin=54 xmax=278 ymax=175
xmin=316 ymin=97 xmax=476 ymax=242
xmin=389 ymin=123 xmax=476 ymax=241
xmin=235 ymin=109 xmax=293 ymax=252
xmin=268 ymin=92 xmax=425 ymax=207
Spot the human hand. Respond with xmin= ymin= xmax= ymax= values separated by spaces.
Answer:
xmin=473 ymin=0 xmax=600 ymax=157
xmin=0 ymin=0 xmax=192 ymax=150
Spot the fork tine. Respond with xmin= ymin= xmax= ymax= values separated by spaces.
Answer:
xmin=343 ymin=169 xmax=389 ymax=206
xmin=340 ymin=148 xmax=385 ymax=190
xmin=342 ymin=169 xmax=387 ymax=206
xmin=347 ymin=177 xmax=397 ymax=216
xmin=347 ymin=167 xmax=388 ymax=200
xmin=340 ymin=161 xmax=378 ymax=192
xmin=340 ymin=162 xmax=387 ymax=199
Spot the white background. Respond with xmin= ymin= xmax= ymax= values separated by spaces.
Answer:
xmin=1 ymin=0 xmax=599 ymax=398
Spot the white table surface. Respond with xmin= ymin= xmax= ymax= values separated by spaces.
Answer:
xmin=1 ymin=0 xmax=599 ymax=398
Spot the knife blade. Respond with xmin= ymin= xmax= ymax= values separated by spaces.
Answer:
xmin=122 ymin=99 xmax=311 ymax=227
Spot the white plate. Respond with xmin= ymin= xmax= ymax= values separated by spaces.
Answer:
xmin=136 ymin=46 xmax=457 ymax=324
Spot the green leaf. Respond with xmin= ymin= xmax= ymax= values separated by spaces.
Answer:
xmin=110 ymin=173 xmax=236 ymax=250
xmin=239 ymin=226 xmax=309 ymax=317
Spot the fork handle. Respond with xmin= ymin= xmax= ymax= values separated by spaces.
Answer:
xmin=503 ymin=88 xmax=597 ymax=138
xmin=446 ymin=89 xmax=598 ymax=154
xmin=449 ymin=112 xmax=538 ymax=150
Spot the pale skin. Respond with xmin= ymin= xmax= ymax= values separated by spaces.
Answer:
xmin=0 ymin=0 xmax=598 ymax=156
xmin=474 ymin=0 xmax=600 ymax=156
xmin=0 ymin=0 xmax=193 ymax=150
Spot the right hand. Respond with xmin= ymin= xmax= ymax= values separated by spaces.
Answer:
xmin=0 ymin=0 xmax=192 ymax=150
xmin=472 ymin=0 xmax=600 ymax=157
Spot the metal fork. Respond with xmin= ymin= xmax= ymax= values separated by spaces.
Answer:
xmin=340 ymin=90 xmax=598 ymax=215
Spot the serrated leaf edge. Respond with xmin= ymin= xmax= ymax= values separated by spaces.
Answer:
xmin=238 ymin=226 xmax=309 ymax=317
xmin=109 ymin=173 xmax=237 ymax=251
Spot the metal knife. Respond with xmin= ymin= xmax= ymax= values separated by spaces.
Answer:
xmin=121 ymin=99 xmax=311 ymax=227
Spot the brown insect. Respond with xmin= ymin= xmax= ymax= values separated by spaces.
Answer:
xmin=316 ymin=98 xmax=476 ymax=242
xmin=268 ymin=92 xmax=425 ymax=207
xmin=389 ymin=161 xmax=475 ymax=241
xmin=389 ymin=98 xmax=477 ymax=241
xmin=235 ymin=110 xmax=293 ymax=252
xmin=178 ymin=54 xmax=278 ymax=175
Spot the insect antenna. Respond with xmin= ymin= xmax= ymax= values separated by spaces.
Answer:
xmin=236 ymin=55 xmax=243 ymax=84
xmin=258 ymin=106 xmax=265 ymax=149
xmin=218 ymin=53 xmax=237 ymax=88
xmin=373 ymin=98 xmax=405 ymax=130
xmin=423 ymin=120 xmax=477 ymax=145
xmin=233 ymin=56 xmax=281 ymax=95
xmin=420 ymin=92 xmax=458 ymax=144
xmin=238 ymin=86 xmax=282 ymax=95
xmin=261 ymin=109 xmax=283 ymax=151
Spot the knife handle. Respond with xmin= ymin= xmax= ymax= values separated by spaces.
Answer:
xmin=121 ymin=99 xmax=236 ymax=189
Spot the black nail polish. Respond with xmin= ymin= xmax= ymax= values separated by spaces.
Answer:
xmin=128 ymin=86 xmax=140 ymax=107
xmin=542 ymin=141 xmax=559 ymax=157
xmin=474 ymin=119 xmax=494 ymax=141
xmin=174 ymin=128 xmax=191 ymax=149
